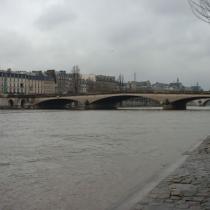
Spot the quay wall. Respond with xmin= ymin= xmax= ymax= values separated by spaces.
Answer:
xmin=129 ymin=136 xmax=210 ymax=210
xmin=0 ymin=97 xmax=14 ymax=108
xmin=0 ymin=97 xmax=33 ymax=109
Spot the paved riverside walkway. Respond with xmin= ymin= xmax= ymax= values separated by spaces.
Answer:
xmin=131 ymin=137 xmax=210 ymax=210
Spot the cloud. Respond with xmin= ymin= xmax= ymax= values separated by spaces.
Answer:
xmin=0 ymin=31 xmax=33 ymax=66
xmin=35 ymin=3 xmax=77 ymax=31
xmin=141 ymin=0 xmax=191 ymax=18
xmin=0 ymin=0 xmax=210 ymax=89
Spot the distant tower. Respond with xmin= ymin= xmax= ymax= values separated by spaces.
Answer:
xmin=177 ymin=77 xmax=179 ymax=83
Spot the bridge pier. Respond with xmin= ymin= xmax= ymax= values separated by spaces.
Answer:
xmin=163 ymin=103 xmax=186 ymax=110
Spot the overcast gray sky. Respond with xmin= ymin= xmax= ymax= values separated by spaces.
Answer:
xmin=0 ymin=0 xmax=210 ymax=89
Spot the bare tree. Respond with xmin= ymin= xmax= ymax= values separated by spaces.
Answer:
xmin=71 ymin=65 xmax=81 ymax=95
xmin=188 ymin=0 xmax=210 ymax=23
xmin=118 ymin=73 xmax=124 ymax=92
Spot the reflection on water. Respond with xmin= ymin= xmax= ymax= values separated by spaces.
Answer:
xmin=0 ymin=108 xmax=210 ymax=210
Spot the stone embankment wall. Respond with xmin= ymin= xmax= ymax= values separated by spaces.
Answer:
xmin=0 ymin=97 xmax=33 ymax=109
xmin=131 ymin=137 xmax=210 ymax=210
xmin=0 ymin=97 xmax=14 ymax=108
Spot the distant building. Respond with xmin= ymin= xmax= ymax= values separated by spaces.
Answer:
xmin=169 ymin=78 xmax=185 ymax=91
xmin=0 ymin=69 xmax=56 ymax=95
xmin=127 ymin=81 xmax=151 ymax=91
xmin=152 ymin=82 xmax=169 ymax=91
xmin=56 ymin=71 xmax=72 ymax=95
xmin=0 ymin=69 xmax=204 ymax=96
xmin=46 ymin=70 xmax=74 ymax=95
xmin=80 ymin=74 xmax=119 ymax=93
xmin=80 ymin=79 xmax=88 ymax=94
xmin=80 ymin=74 xmax=96 ymax=94
xmin=94 ymin=75 xmax=118 ymax=93
xmin=152 ymin=78 xmax=186 ymax=91
xmin=190 ymin=83 xmax=203 ymax=92
xmin=81 ymin=74 xmax=96 ymax=82
xmin=95 ymin=75 xmax=115 ymax=82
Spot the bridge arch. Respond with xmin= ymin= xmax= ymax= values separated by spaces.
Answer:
xmin=165 ymin=96 xmax=210 ymax=110
xmin=88 ymin=95 xmax=160 ymax=109
xmin=20 ymin=99 xmax=26 ymax=108
xmin=8 ymin=99 xmax=14 ymax=108
xmin=202 ymin=99 xmax=210 ymax=106
xmin=35 ymin=98 xmax=79 ymax=109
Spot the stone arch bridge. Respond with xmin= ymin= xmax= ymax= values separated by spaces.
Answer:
xmin=29 ymin=93 xmax=210 ymax=110
xmin=200 ymin=99 xmax=210 ymax=106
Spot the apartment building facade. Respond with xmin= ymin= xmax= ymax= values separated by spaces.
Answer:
xmin=0 ymin=70 xmax=56 ymax=95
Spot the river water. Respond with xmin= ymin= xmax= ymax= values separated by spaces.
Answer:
xmin=0 ymin=107 xmax=210 ymax=210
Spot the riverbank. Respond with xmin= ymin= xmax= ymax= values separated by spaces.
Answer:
xmin=131 ymin=136 xmax=210 ymax=210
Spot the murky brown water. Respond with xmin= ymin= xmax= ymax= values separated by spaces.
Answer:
xmin=0 ymin=108 xmax=210 ymax=210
